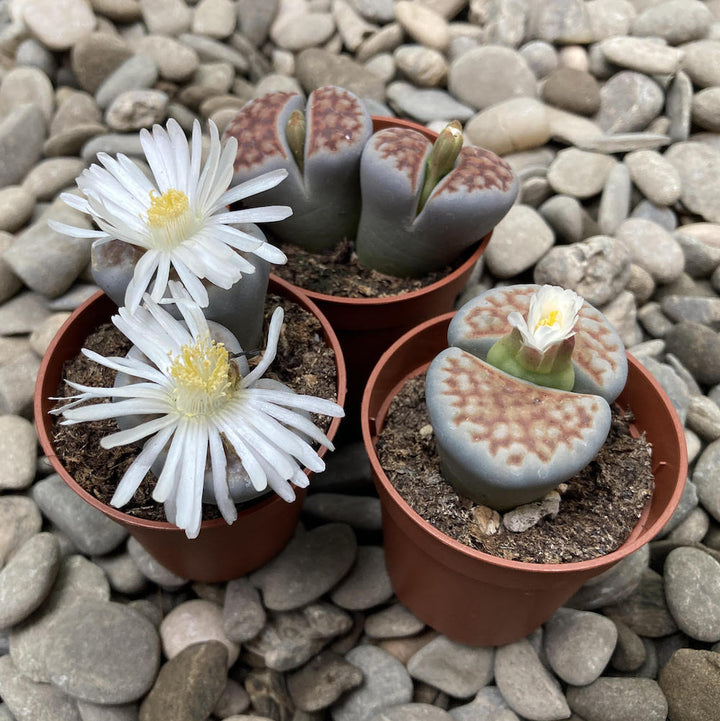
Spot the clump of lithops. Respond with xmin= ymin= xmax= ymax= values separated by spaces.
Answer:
xmin=426 ymin=284 xmax=628 ymax=511
xmin=224 ymin=85 xmax=518 ymax=277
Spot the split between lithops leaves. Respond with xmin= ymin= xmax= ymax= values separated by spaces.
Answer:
xmin=427 ymin=285 xmax=625 ymax=511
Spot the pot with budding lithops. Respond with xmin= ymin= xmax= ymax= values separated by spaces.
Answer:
xmin=361 ymin=284 xmax=687 ymax=646
xmin=224 ymin=87 xmax=517 ymax=420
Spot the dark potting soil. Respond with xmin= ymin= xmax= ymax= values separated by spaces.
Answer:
xmin=272 ymin=237 xmax=464 ymax=298
xmin=376 ymin=373 xmax=655 ymax=564
xmin=52 ymin=294 xmax=338 ymax=522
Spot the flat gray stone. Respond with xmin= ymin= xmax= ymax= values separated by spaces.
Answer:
xmin=631 ymin=0 xmax=712 ymax=44
xmin=31 ymin=475 xmax=127 ymax=556
xmin=598 ymin=162 xmax=631 ymax=235
xmin=364 ymin=603 xmax=425 ymax=639
xmin=602 ymin=568 xmax=678 ymax=638
xmin=95 ymin=54 xmax=159 ymax=110
xmin=0 ymin=185 xmax=35 ymax=233
xmin=547 ymin=148 xmax=617 ymax=198
xmin=407 ymin=636 xmax=494 ymax=699
xmin=0 ymin=532 xmax=60 ymax=628
xmin=331 ymin=645 xmax=413 ymax=721
xmin=222 ymin=577 xmax=266 ymax=643
xmin=0 ymin=415 xmax=37 ymax=490
xmin=330 ymin=546 xmax=393 ymax=611
xmin=251 ymin=523 xmax=357 ymax=612
xmin=543 ymin=608 xmax=617 ymax=686
xmin=542 ymin=67 xmax=600 ymax=116
xmin=0 ymin=104 xmax=46 ymax=189
xmin=610 ymin=618 xmax=646 ymax=673
xmin=369 ymin=705 xmax=453 ymax=721
xmin=665 ymin=322 xmax=720 ymax=386
xmin=44 ymin=600 xmax=160 ymax=704
xmin=76 ymin=700 xmax=139 ymax=721
xmin=21 ymin=0 xmax=95 ymax=51
xmin=600 ymin=36 xmax=684 ymax=75
xmin=484 ymin=204 xmax=554 ymax=278
xmin=385 ymin=82 xmax=474 ymax=123
xmin=615 ymin=218 xmax=685 ymax=284
xmin=567 ymin=677 xmax=667 ymax=721
xmin=303 ymin=493 xmax=381 ymax=531
xmin=625 ymin=149 xmax=682 ymax=207
xmin=132 ymin=35 xmax=199 ymax=82
xmin=10 ymin=555 xmax=110 ymax=683
xmin=667 ymin=70 xmax=693 ymax=143
xmin=494 ymin=639 xmax=570 ymax=721
xmin=22 ymin=157 xmax=86 ymax=202
xmin=288 ymin=651 xmax=363 ymax=713
xmin=0 ymin=495 xmax=42 ymax=567
xmin=138 ymin=641 xmax=227 ymax=721
xmin=126 ymin=537 xmax=188 ymax=590
xmin=448 ymin=46 xmax=536 ymax=111
xmin=0 ymin=655 xmax=82 ymax=721
xmin=92 ymin=551 xmax=147 ymax=595
xmin=666 ymin=142 xmax=720 ymax=224
xmin=566 ymin=545 xmax=649 ymax=610
xmin=665 ymin=546 xmax=720 ymax=642
xmin=596 ymin=71 xmax=664 ymax=134
xmin=635 ymin=357 xmax=689 ymax=425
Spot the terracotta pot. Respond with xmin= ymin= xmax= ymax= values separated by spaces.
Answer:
xmin=361 ymin=312 xmax=687 ymax=646
xmin=35 ymin=277 xmax=347 ymax=583
xmin=271 ymin=116 xmax=492 ymax=429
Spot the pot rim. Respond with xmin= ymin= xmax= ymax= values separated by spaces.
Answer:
xmin=361 ymin=310 xmax=688 ymax=575
xmin=34 ymin=276 xmax=347 ymax=533
xmin=270 ymin=114 xmax=491 ymax=308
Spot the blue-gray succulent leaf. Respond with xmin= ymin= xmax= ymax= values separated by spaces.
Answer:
xmin=225 ymin=86 xmax=372 ymax=252
xmin=357 ymin=141 xmax=517 ymax=277
xmin=355 ymin=126 xmax=434 ymax=276
xmin=448 ymin=284 xmax=628 ymax=403
xmin=426 ymin=347 xmax=612 ymax=511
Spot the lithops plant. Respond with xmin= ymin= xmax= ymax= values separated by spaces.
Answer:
xmin=427 ymin=285 xmax=628 ymax=510
xmin=447 ymin=284 xmax=628 ymax=402
xmin=51 ymin=118 xmax=290 ymax=351
xmin=224 ymin=85 xmax=373 ymax=252
xmin=355 ymin=123 xmax=518 ymax=277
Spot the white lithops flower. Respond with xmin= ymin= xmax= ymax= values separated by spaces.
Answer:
xmin=53 ymin=285 xmax=344 ymax=539
xmin=507 ymin=285 xmax=583 ymax=354
xmin=49 ymin=118 xmax=291 ymax=311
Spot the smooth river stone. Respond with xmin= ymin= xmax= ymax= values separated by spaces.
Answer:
xmin=495 ymin=639 xmax=570 ymax=721
xmin=44 ymin=600 xmax=160 ymax=704
xmin=624 ymin=149 xmax=682 ymax=207
xmin=596 ymin=71 xmax=664 ymax=134
xmin=659 ymin=649 xmax=720 ymax=721
xmin=599 ymin=36 xmax=684 ymax=76
xmin=566 ymin=677 xmax=667 ymax=721
xmin=615 ymin=218 xmax=685 ymax=284
xmin=250 ymin=523 xmax=357 ymax=611
xmin=547 ymin=148 xmax=617 ymax=198
xmin=665 ymin=142 xmax=720 ymax=223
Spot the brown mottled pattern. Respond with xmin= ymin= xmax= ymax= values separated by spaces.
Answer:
xmin=226 ymin=92 xmax=295 ymax=171
xmin=441 ymin=353 xmax=600 ymax=466
xmin=459 ymin=286 xmax=622 ymax=386
xmin=306 ymin=87 xmax=366 ymax=157
xmin=436 ymin=147 xmax=515 ymax=195
xmin=373 ymin=127 xmax=429 ymax=193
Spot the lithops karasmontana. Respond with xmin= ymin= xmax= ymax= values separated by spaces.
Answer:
xmin=355 ymin=123 xmax=518 ymax=277
xmin=426 ymin=346 xmax=612 ymax=510
xmin=224 ymin=86 xmax=373 ymax=252
xmin=447 ymin=284 xmax=628 ymax=402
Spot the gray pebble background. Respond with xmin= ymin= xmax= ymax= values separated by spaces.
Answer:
xmin=0 ymin=0 xmax=719 ymax=719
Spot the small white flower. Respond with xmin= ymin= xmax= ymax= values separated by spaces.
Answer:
xmin=50 ymin=118 xmax=291 ymax=311
xmin=54 ymin=285 xmax=344 ymax=539
xmin=507 ymin=285 xmax=583 ymax=354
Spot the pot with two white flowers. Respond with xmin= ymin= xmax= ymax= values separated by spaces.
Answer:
xmin=35 ymin=119 xmax=346 ymax=582
xmin=224 ymin=85 xmax=518 ymax=419
xmin=361 ymin=284 xmax=687 ymax=646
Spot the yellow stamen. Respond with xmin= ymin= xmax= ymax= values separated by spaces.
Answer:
xmin=169 ymin=335 xmax=237 ymax=416
xmin=147 ymin=189 xmax=190 ymax=228
xmin=535 ymin=309 xmax=559 ymax=330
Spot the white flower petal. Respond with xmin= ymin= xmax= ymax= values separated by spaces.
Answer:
xmin=216 ymin=168 xmax=289 ymax=208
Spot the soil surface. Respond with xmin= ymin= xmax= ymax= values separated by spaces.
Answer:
xmin=52 ymin=294 xmax=338 ymax=522
xmin=272 ymin=237 xmax=468 ymax=298
xmin=376 ymin=373 xmax=655 ymax=564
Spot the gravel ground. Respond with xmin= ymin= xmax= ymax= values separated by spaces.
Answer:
xmin=0 ymin=0 xmax=720 ymax=720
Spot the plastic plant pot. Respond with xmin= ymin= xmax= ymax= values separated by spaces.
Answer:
xmin=361 ymin=312 xmax=687 ymax=647
xmin=35 ymin=276 xmax=347 ymax=583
